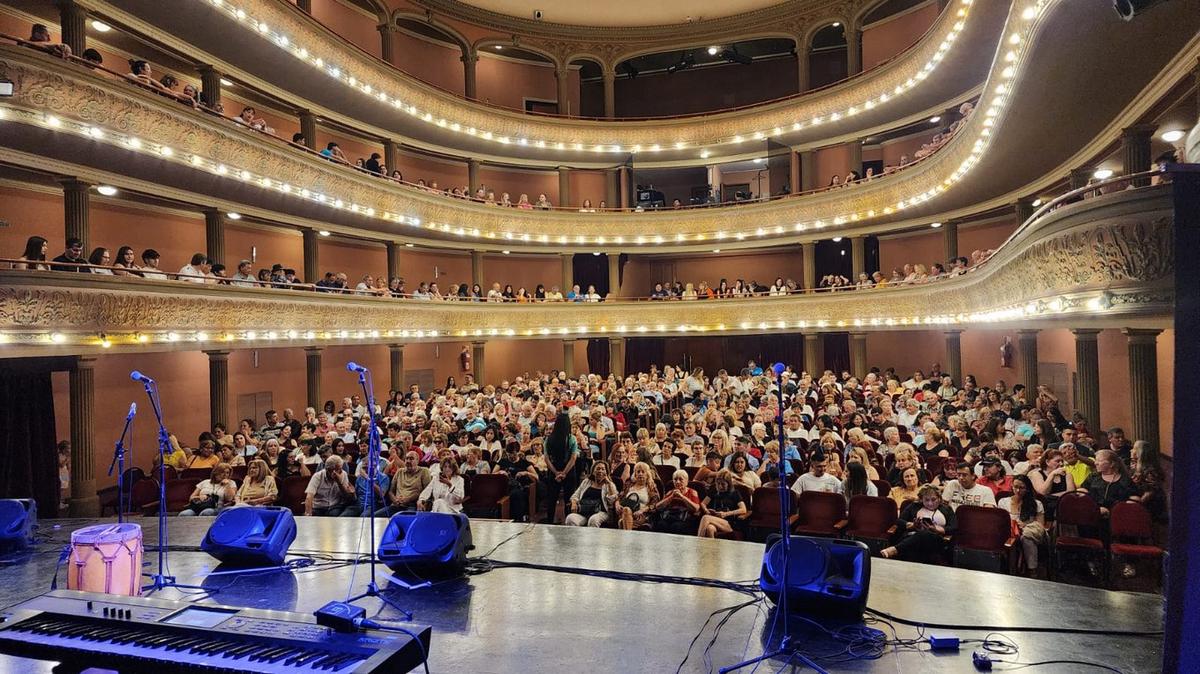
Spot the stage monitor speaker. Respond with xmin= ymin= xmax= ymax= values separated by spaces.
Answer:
xmin=200 ymin=506 xmax=297 ymax=567
xmin=759 ymin=535 xmax=870 ymax=620
xmin=378 ymin=512 xmax=472 ymax=572
xmin=0 ymin=499 xmax=37 ymax=549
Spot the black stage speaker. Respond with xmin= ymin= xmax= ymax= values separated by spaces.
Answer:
xmin=759 ymin=535 xmax=871 ymax=620
xmin=200 ymin=506 xmax=297 ymax=567
xmin=378 ymin=512 xmax=472 ymax=572
xmin=0 ymin=499 xmax=37 ymax=549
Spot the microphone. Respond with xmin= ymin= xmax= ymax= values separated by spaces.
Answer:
xmin=126 ymin=402 xmax=137 ymax=420
xmin=130 ymin=370 xmax=154 ymax=384
xmin=346 ymin=362 xmax=368 ymax=374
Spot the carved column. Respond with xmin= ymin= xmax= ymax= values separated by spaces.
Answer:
xmin=1017 ymin=329 xmax=1039 ymax=398
xmin=563 ymin=340 xmax=576 ymax=378
xmin=1073 ymin=329 xmax=1101 ymax=434
xmin=846 ymin=24 xmax=862 ymax=75
xmin=789 ymin=151 xmax=801 ymax=194
xmin=945 ymin=330 xmax=963 ymax=385
xmin=305 ymin=347 xmax=322 ymax=409
xmin=605 ymin=169 xmax=619 ymax=208
xmin=558 ymin=167 xmax=571 ymax=207
xmin=1069 ymin=167 xmax=1093 ymax=191
xmin=848 ymin=140 xmax=863 ymax=178
xmin=802 ymin=242 xmax=816 ymax=290
xmin=298 ymin=110 xmax=317 ymax=150
xmin=607 ymin=253 xmax=621 ymax=297
xmin=197 ymin=65 xmax=222 ymax=108
xmin=849 ymin=333 xmax=868 ymax=380
xmin=56 ymin=0 xmax=87 ymax=58
xmin=389 ymin=344 xmax=404 ymax=391
xmin=303 ymin=228 xmax=319 ymax=285
xmin=386 ymin=242 xmax=400 ymax=283
xmin=383 ymin=140 xmax=399 ymax=176
xmin=203 ymin=208 xmax=225 ymax=267
xmin=850 ymin=236 xmax=865 ymax=279
xmin=804 ymin=334 xmax=824 ymax=376
xmin=462 ymin=50 xmax=478 ymax=100
xmin=467 ymin=159 xmax=481 ymax=195
xmin=555 ymin=67 xmax=571 ymax=116
xmin=1015 ymin=197 xmax=1035 ymax=226
xmin=601 ymin=66 xmax=616 ymax=119
xmin=1124 ymin=328 xmax=1162 ymax=445
xmin=471 ymin=342 xmax=485 ymax=387
xmin=943 ymin=219 xmax=959 ymax=261
xmin=799 ymin=151 xmax=815 ymax=192
xmin=59 ymin=178 xmax=90 ymax=250
xmin=471 ymin=251 xmax=484 ymax=288
xmin=609 ymin=338 xmax=625 ymax=379
xmin=618 ymin=166 xmax=633 ymax=208
xmin=68 ymin=355 xmax=98 ymax=517
xmin=796 ymin=42 xmax=810 ymax=93
xmin=561 ymin=253 xmax=574 ymax=293
xmin=377 ymin=24 xmax=394 ymax=64
xmin=205 ymin=350 xmax=229 ymax=432
xmin=1122 ymin=123 xmax=1157 ymax=187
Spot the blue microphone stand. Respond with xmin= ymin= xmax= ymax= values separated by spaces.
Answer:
xmin=132 ymin=371 xmax=207 ymax=595
xmin=344 ymin=362 xmax=413 ymax=620
xmin=720 ymin=363 xmax=828 ymax=674
xmin=106 ymin=403 xmax=136 ymax=524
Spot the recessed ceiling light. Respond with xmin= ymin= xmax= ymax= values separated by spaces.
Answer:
xmin=220 ymin=78 xmax=234 ymax=86
xmin=494 ymin=45 xmax=502 ymax=50
xmin=96 ymin=185 xmax=118 ymax=196
xmin=1161 ymin=129 xmax=1185 ymax=142
xmin=929 ymin=116 xmax=941 ymax=123
xmin=832 ymin=236 xmax=843 ymax=242
xmin=226 ymin=212 xmax=241 ymax=220
xmin=930 ymin=222 xmax=942 ymax=228
xmin=1031 ymin=198 xmax=1043 ymax=207
xmin=832 ymin=22 xmax=841 ymax=27
xmin=1093 ymin=168 xmax=1114 ymax=180
xmin=90 ymin=20 xmax=111 ymax=32
xmin=318 ymin=230 xmax=330 ymax=236
xmin=754 ymin=158 xmax=765 ymax=164
xmin=712 ymin=249 xmax=721 ymax=253
xmin=707 ymin=46 xmax=719 ymax=55
xmin=501 ymin=250 xmax=510 ymax=254
xmin=405 ymin=243 xmax=414 ymax=247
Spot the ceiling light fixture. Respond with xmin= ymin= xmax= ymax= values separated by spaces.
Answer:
xmin=96 ymin=185 xmax=118 ymax=196
xmin=929 ymin=116 xmax=942 ymax=123
xmin=90 ymin=20 xmax=111 ymax=32
xmin=219 ymin=78 xmax=234 ymax=86
xmin=1161 ymin=129 xmax=1185 ymax=142
xmin=1093 ymin=168 xmax=1114 ymax=180
xmin=226 ymin=212 xmax=241 ymax=220
xmin=930 ymin=222 xmax=942 ymax=228
xmin=318 ymin=230 xmax=331 ymax=236
xmin=707 ymin=46 xmax=719 ymax=55
xmin=1031 ymin=198 xmax=1043 ymax=207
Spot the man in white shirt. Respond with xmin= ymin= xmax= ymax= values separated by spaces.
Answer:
xmin=942 ymin=464 xmax=996 ymax=510
xmin=139 ymin=249 xmax=168 ymax=280
xmin=229 ymin=260 xmax=259 ymax=287
xmin=177 ymin=253 xmax=212 ymax=283
xmin=791 ymin=452 xmax=843 ymax=496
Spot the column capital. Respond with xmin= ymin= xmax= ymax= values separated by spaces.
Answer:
xmin=304 ymin=345 xmax=323 ymax=354
xmin=1120 ymin=123 xmax=1158 ymax=139
xmin=376 ymin=23 xmax=395 ymax=34
xmin=75 ymin=354 xmax=97 ymax=369
xmin=388 ymin=343 xmax=405 ymax=351
xmin=1122 ymin=328 xmax=1163 ymax=343
xmin=849 ymin=331 xmax=868 ymax=339
xmin=203 ymin=349 xmax=231 ymax=360
xmin=601 ymin=65 xmax=617 ymax=79
xmin=460 ymin=50 xmax=479 ymax=64
xmin=943 ymin=329 xmax=964 ymax=336
xmin=57 ymin=177 xmax=92 ymax=190
xmin=1071 ymin=328 xmax=1101 ymax=339
xmin=1016 ymin=328 xmax=1041 ymax=337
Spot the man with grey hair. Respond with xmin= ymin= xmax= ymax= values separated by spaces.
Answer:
xmin=304 ymin=455 xmax=358 ymax=516
xmin=229 ymin=260 xmax=258 ymax=287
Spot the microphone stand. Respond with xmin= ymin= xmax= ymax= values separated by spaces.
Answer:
xmin=720 ymin=364 xmax=828 ymax=674
xmin=345 ymin=364 xmax=413 ymax=620
xmin=106 ymin=404 xmax=136 ymax=524
xmin=136 ymin=375 xmax=207 ymax=595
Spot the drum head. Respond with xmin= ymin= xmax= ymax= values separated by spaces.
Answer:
xmin=407 ymin=514 xmax=458 ymax=555
xmin=71 ymin=522 xmax=142 ymax=544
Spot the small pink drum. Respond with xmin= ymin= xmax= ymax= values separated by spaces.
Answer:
xmin=67 ymin=523 xmax=143 ymax=596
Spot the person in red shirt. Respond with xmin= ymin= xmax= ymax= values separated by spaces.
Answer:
xmin=649 ymin=470 xmax=701 ymax=535
xmin=976 ymin=458 xmax=1013 ymax=497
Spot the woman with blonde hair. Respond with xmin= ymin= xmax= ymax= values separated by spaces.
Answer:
xmin=616 ymin=462 xmax=660 ymax=530
xmin=847 ymin=445 xmax=879 ymax=480
xmin=236 ymin=459 xmax=278 ymax=506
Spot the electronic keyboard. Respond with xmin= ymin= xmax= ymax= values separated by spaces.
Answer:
xmin=0 ymin=590 xmax=431 ymax=673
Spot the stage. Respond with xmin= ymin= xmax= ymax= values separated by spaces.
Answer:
xmin=0 ymin=517 xmax=1164 ymax=673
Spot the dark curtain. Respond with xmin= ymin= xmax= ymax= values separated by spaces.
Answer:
xmin=823 ymin=333 xmax=851 ymax=375
xmin=586 ymin=339 xmax=610 ymax=376
xmin=0 ymin=358 xmax=64 ymax=517
xmin=624 ymin=338 xmax=666 ymax=375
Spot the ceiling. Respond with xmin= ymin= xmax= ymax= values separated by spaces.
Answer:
xmin=449 ymin=0 xmax=789 ymax=28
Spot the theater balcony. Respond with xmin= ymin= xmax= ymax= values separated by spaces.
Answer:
xmin=0 ymin=181 xmax=1174 ymax=358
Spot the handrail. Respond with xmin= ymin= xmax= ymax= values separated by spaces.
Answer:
xmin=279 ymin=0 xmax=945 ymax=122
xmin=1003 ymin=169 xmax=1162 ymax=252
xmin=1 ymin=30 xmax=966 ymax=214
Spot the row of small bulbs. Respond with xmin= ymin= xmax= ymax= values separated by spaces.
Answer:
xmin=16 ymin=291 xmax=1105 ymax=351
xmin=203 ymin=0 xmax=974 ymax=157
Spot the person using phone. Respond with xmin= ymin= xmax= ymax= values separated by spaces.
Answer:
xmin=881 ymin=485 xmax=956 ymax=562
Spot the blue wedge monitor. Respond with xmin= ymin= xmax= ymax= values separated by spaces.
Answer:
xmin=759 ymin=535 xmax=871 ymax=620
xmin=200 ymin=506 xmax=297 ymax=567
xmin=0 ymin=499 xmax=37 ymax=549
xmin=378 ymin=512 xmax=472 ymax=571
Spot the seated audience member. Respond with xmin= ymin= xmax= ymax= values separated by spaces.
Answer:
xmin=235 ymin=459 xmax=278 ymax=506
xmin=28 ymin=24 xmax=71 ymax=57
xmin=217 ymin=444 xmax=245 ymax=467
xmin=697 ymin=470 xmax=748 ymax=538
xmin=186 ymin=440 xmax=222 ymax=470
xmin=13 ymin=236 xmax=48 ymax=270
xmin=930 ymin=456 xmax=959 ymax=489
xmin=354 ymin=457 xmax=390 ymax=517
xmin=179 ymin=463 xmax=237 ymax=516
xmin=1012 ymin=444 xmax=1044 ymax=476
xmin=791 ymin=452 xmax=842 ymax=495
xmin=320 ymin=142 xmax=349 ymax=163
xmin=1130 ymin=440 xmax=1166 ymax=522
xmin=460 ymin=446 xmax=491 ymax=475
xmin=495 ymin=442 xmax=539 ymax=521
xmin=304 ymin=455 xmax=359 ymax=517
xmin=127 ymin=60 xmax=167 ymax=90
xmin=139 ymin=249 xmax=168 ymax=279
xmin=653 ymin=440 xmax=681 ymax=468
xmin=419 ymin=455 xmax=465 ymax=513
xmin=229 ymin=260 xmax=259 ymax=287
xmin=616 ymin=462 xmax=659 ymax=530
xmin=841 ymin=462 xmax=878 ymax=500
xmin=889 ymin=467 xmax=922 ymax=510
xmin=1078 ymin=449 xmax=1138 ymax=515
xmin=976 ymin=458 xmax=1013 ymax=497
xmin=887 ymin=445 xmax=930 ymax=486
xmin=881 ymin=485 xmax=955 ymax=562
xmin=941 ymin=463 xmax=996 ymax=510
xmin=648 ymin=469 xmax=701 ymax=535
xmin=566 ymin=461 xmax=618 ymax=527
xmin=374 ymin=450 xmax=430 ymax=517
xmin=50 ymin=238 xmax=88 ymax=272
xmin=997 ymin=475 xmax=1046 ymax=575
xmin=728 ymin=452 xmax=762 ymax=490
xmin=693 ymin=451 xmax=724 ymax=485
xmin=1059 ymin=442 xmax=1094 ymax=487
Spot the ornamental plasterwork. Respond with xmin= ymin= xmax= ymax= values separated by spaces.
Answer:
xmin=101 ymin=0 xmax=962 ymax=150
xmin=0 ymin=44 xmax=977 ymax=248
xmin=0 ymin=194 xmax=1174 ymax=351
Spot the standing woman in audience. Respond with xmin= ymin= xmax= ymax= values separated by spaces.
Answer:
xmin=616 ymin=462 xmax=659 ymax=530
xmin=997 ymin=474 xmax=1046 ymax=575
xmin=542 ymin=412 xmax=579 ymax=524
xmin=13 ymin=236 xmax=48 ymax=270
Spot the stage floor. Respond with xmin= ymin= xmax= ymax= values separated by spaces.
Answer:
xmin=0 ymin=517 xmax=1163 ymax=673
